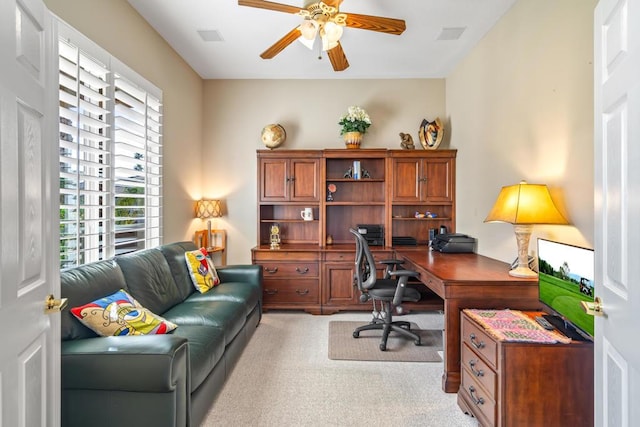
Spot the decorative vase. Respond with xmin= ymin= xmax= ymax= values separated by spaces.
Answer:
xmin=343 ymin=131 xmax=363 ymax=149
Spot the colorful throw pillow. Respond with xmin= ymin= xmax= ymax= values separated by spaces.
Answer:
xmin=185 ymin=248 xmax=220 ymax=293
xmin=70 ymin=289 xmax=177 ymax=336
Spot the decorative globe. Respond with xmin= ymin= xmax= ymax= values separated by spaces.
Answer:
xmin=261 ymin=124 xmax=286 ymax=149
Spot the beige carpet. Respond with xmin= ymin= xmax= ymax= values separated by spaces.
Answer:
xmin=202 ymin=312 xmax=477 ymax=427
xmin=328 ymin=320 xmax=443 ymax=362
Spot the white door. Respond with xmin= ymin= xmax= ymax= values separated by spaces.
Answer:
xmin=0 ymin=0 xmax=59 ymax=425
xmin=594 ymin=0 xmax=640 ymax=425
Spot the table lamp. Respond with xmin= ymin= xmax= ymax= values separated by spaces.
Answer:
xmin=484 ymin=181 xmax=568 ymax=278
xmin=195 ymin=199 xmax=222 ymax=248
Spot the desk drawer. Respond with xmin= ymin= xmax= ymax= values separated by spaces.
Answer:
xmin=253 ymin=251 xmax=319 ymax=261
xmin=416 ymin=269 xmax=445 ymax=295
xmin=260 ymin=262 xmax=318 ymax=277
xmin=263 ymin=279 xmax=319 ymax=304
xmin=461 ymin=314 xmax=498 ymax=368
xmin=461 ymin=368 xmax=496 ymax=427
xmin=461 ymin=343 xmax=497 ymax=399
xmin=324 ymin=251 xmax=394 ymax=263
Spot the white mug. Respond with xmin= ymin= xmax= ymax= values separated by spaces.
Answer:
xmin=300 ymin=208 xmax=314 ymax=221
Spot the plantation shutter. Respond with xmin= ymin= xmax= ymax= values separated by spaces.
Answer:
xmin=112 ymin=61 xmax=163 ymax=254
xmin=58 ymin=37 xmax=112 ymax=269
xmin=58 ymin=22 xmax=162 ymax=269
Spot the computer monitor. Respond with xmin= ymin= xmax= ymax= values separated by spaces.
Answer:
xmin=537 ymin=238 xmax=594 ymax=341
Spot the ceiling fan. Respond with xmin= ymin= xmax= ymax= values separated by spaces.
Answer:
xmin=238 ymin=0 xmax=406 ymax=72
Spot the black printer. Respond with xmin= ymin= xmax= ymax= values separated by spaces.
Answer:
xmin=356 ymin=224 xmax=384 ymax=246
xmin=430 ymin=233 xmax=476 ymax=253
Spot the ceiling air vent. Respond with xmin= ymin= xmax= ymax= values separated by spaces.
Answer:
xmin=197 ymin=30 xmax=224 ymax=42
xmin=436 ymin=27 xmax=466 ymax=41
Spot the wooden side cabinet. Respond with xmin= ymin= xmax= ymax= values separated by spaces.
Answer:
xmin=457 ymin=311 xmax=594 ymax=427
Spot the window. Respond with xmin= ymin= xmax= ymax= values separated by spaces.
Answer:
xmin=58 ymin=22 xmax=162 ymax=270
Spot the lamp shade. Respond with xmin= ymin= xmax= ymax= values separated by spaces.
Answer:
xmin=300 ymin=19 xmax=318 ymax=40
xmin=195 ymin=199 xmax=222 ymax=219
xmin=484 ymin=181 xmax=568 ymax=225
xmin=322 ymin=21 xmax=343 ymax=51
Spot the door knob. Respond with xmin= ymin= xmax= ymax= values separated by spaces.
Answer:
xmin=581 ymin=296 xmax=603 ymax=316
xmin=44 ymin=294 xmax=68 ymax=314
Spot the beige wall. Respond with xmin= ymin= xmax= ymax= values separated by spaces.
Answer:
xmin=447 ymin=0 xmax=597 ymax=263
xmin=45 ymin=0 xmax=204 ymax=243
xmin=44 ymin=0 xmax=597 ymax=265
xmin=202 ymin=79 xmax=445 ymax=263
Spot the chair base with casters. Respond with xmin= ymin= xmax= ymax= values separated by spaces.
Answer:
xmin=349 ymin=228 xmax=422 ymax=351
xmin=352 ymin=284 xmax=422 ymax=351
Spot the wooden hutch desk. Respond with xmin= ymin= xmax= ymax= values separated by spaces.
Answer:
xmin=396 ymin=249 xmax=538 ymax=393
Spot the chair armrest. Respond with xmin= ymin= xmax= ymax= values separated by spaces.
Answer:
xmin=61 ymin=335 xmax=188 ymax=392
xmin=378 ymin=259 xmax=404 ymax=278
xmin=216 ymin=264 xmax=262 ymax=287
xmin=388 ymin=270 xmax=419 ymax=279
xmin=388 ymin=270 xmax=420 ymax=307
xmin=378 ymin=259 xmax=403 ymax=266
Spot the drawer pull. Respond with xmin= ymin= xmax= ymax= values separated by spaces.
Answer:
xmin=295 ymin=289 xmax=310 ymax=296
xmin=469 ymin=360 xmax=484 ymax=377
xmin=469 ymin=333 xmax=485 ymax=350
xmin=264 ymin=289 xmax=278 ymax=295
xmin=264 ymin=267 xmax=279 ymax=274
xmin=295 ymin=267 xmax=309 ymax=274
xmin=468 ymin=386 xmax=485 ymax=406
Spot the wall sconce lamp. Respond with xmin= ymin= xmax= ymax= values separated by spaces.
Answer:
xmin=484 ymin=181 xmax=568 ymax=278
xmin=195 ymin=199 xmax=222 ymax=248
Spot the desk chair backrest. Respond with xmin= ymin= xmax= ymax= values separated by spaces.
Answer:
xmin=350 ymin=228 xmax=377 ymax=292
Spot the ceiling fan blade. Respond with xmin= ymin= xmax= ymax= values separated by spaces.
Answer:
xmin=345 ymin=13 xmax=406 ymax=35
xmin=327 ymin=42 xmax=349 ymax=71
xmin=322 ymin=0 xmax=343 ymax=8
xmin=260 ymin=27 xmax=301 ymax=59
xmin=238 ymin=0 xmax=301 ymax=14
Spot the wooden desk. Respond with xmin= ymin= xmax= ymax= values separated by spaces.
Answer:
xmin=396 ymin=249 xmax=538 ymax=393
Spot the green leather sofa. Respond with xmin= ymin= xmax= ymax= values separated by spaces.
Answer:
xmin=60 ymin=241 xmax=262 ymax=427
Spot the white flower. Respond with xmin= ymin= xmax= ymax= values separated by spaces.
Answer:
xmin=338 ymin=106 xmax=372 ymax=135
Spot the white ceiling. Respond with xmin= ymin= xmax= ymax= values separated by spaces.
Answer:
xmin=127 ymin=0 xmax=517 ymax=80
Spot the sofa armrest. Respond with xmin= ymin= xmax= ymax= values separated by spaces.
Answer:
xmin=217 ymin=264 xmax=262 ymax=287
xmin=62 ymin=335 xmax=188 ymax=392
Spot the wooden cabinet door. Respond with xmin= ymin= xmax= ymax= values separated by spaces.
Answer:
xmin=290 ymin=158 xmax=319 ymax=201
xmin=391 ymin=157 xmax=453 ymax=202
xmin=423 ymin=157 xmax=453 ymax=202
xmin=259 ymin=158 xmax=319 ymax=202
xmin=259 ymin=158 xmax=288 ymax=202
xmin=391 ymin=158 xmax=422 ymax=202
xmin=324 ymin=263 xmax=359 ymax=306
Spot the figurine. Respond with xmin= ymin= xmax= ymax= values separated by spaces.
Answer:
xmin=399 ymin=132 xmax=415 ymax=149
xmin=327 ymin=183 xmax=336 ymax=201
xmin=269 ymin=224 xmax=281 ymax=250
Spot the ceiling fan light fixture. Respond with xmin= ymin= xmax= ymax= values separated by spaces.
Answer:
xmin=300 ymin=19 xmax=318 ymax=40
xmin=321 ymin=21 xmax=343 ymax=51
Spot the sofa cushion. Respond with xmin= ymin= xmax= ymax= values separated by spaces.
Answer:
xmin=185 ymin=248 xmax=220 ymax=293
xmin=184 ymin=281 xmax=260 ymax=318
xmin=71 ymin=289 xmax=178 ymax=336
xmin=162 ymin=301 xmax=246 ymax=346
xmin=157 ymin=241 xmax=199 ymax=300
xmin=115 ymin=248 xmax=183 ymax=315
xmin=61 ymin=260 xmax=128 ymax=341
xmin=170 ymin=325 xmax=226 ymax=392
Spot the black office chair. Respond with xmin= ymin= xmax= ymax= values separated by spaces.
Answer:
xmin=349 ymin=228 xmax=422 ymax=351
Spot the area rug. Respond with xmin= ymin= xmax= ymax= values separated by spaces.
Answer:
xmin=328 ymin=321 xmax=443 ymax=362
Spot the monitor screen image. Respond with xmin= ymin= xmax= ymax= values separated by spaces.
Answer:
xmin=537 ymin=238 xmax=595 ymax=338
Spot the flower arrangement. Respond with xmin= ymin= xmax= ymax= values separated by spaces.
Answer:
xmin=338 ymin=106 xmax=371 ymax=135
